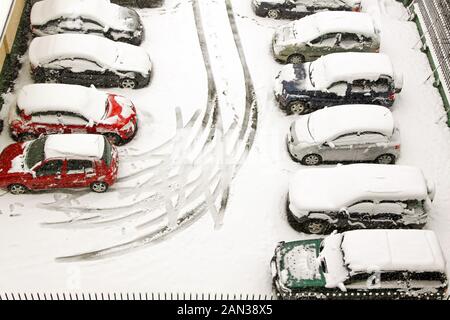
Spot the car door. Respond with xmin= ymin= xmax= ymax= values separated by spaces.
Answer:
xmin=289 ymin=0 xmax=310 ymax=18
xmin=80 ymin=18 xmax=105 ymax=35
xmin=31 ymin=159 xmax=64 ymax=190
xmin=352 ymin=132 xmax=390 ymax=162
xmin=319 ymin=133 xmax=359 ymax=162
xmin=372 ymin=200 xmax=405 ymax=227
xmin=346 ymin=200 xmax=375 ymax=227
xmin=324 ymin=81 xmax=349 ymax=107
xmin=63 ymin=159 xmax=96 ymax=188
xmin=30 ymin=112 xmax=65 ymax=135
xmin=348 ymin=80 xmax=372 ymax=104
xmin=57 ymin=112 xmax=93 ymax=134
xmin=309 ymin=33 xmax=340 ymax=59
xmin=337 ymin=33 xmax=364 ymax=52
xmin=58 ymin=17 xmax=84 ymax=33
xmin=58 ymin=58 xmax=107 ymax=86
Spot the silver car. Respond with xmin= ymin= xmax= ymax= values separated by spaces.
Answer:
xmin=287 ymin=104 xmax=401 ymax=165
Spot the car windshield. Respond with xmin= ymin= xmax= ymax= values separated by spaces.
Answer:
xmin=308 ymin=59 xmax=327 ymax=88
xmin=25 ymin=137 xmax=47 ymax=169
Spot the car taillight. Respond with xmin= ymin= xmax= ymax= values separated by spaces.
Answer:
xmin=352 ymin=5 xmax=361 ymax=12
xmin=394 ymin=144 xmax=400 ymax=150
xmin=388 ymin=92 xmax=396 ymax=101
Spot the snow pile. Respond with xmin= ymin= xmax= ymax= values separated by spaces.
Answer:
xmin=342 ymin=229 xmax=446 ymax=273
xmin=17 ymin=84 xmax=108 ymax=121
xmin=44 ymin=134 xmax=105 ymax=159
xmin=304 ymin=104 xmax=395 ymax=143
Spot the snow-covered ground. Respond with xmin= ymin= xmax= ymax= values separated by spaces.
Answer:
xmin=0 ymin=0 xmax=449 ymax=296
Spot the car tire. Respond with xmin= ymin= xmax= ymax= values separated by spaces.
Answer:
xmin=120 ymin=78 xmax=137 ymax=89
xmin=104 ymin=133 xmax=124 ymax=146
xmin=375 ymin=154 xmax=396 ymax=164
xmin=8 ymin=184 xmax=28 ymax=195
xmin=301 ymin=154 xmax=322 ymax=166
xmin=302 ymin=219 xmax=330 ymax=235
xmin=287 ymin=54 xmax=305 ymax=64
xmin=90 ymin=181 xmax=109 ymax=193
xmin=288 ymin=101 xmax=309 ymax=115
xmin=267 ymin=9 xmax=281 ymax=19
xmin=17 ymin=133 xmax=38 ymax=142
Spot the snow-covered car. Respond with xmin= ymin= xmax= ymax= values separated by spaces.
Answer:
xmin=31 ymin=0 xmax=145 ymax=45
xmin=287 ymin=105 xmax=400 ymax=165
xmin=274 ymin=53 xmax=403 ymax=115
xmin=287 ymin=164 xmax=435 ymax=234
xmin=271 ymin=229 xmax=448 ymax=300
xmin=253 ymin=0 xmax=361 ymax=20
xmin=29 ymin=34 xmax=152 ymax=89
xmin=0 ymin=134 xmax=118 ymax=194
xmin=111 ymin=0 xmax=164 ymax=8
xmin=9 ymin=84 xmax=138 ymax=145
xmin=272 ymin=11 xmax=380 ymax=64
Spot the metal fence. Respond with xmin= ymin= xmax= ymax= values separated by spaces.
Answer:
xmin=414 ymin=0 xmax=450 ymax=119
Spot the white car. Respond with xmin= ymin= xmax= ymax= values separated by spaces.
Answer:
xmin=287 ymin=164 xmax=435 ymax=234
xmin=29 ymin=34 xmax=152 ymax=89
xmin=31 ymin=0 xmax=144 ymax=45
xmin=287 ymin=105 xmax=401 ymax=165
xmin=271 ymin=229 xmax=448 ymax=300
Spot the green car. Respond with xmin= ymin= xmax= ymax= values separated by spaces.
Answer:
xmin=272 ymin=11 xmax=380 ymax=63
xmin=271 ymin=230 xmax=448 ymax=300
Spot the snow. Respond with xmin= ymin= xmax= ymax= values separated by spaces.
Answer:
xmin=318 ymin=233 xmax=349 ymax=288
xmin=282 ymin=245 xmax=321 ymax=281
xmin=17 ymin=84 xmax=108 ymax=121
xmin=342 ymin=229 xmax=446 ymax=273
xmin=28 ymin=34 xmax=152 ymax=75
xmin=300 ymin=104 xmax=395 ymax=143
xmin=0 ymin=0 xmax=449 ymax=296
xmin=44 ymin=134 xmax=105 ymax=159
xmin=289 ymin=164 xmax=430 ymax=213
xmin=31 ymin=0 xmax=137 ymax=32
xmin=312 ymin=52 xmax=398 ymax=90
xmin=0 ymin=0 xmax=13 ymax=40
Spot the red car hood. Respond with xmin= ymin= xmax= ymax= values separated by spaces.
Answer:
xmin=0 ymin=142 xmax=26 ymax=175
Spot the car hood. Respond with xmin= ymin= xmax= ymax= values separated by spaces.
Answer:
xmin=274 ymin=239 xmax=326 ymax=291
xmin=114 ymin=44 xmax=152 ymax=76
xmin=0 ymin=142 xmax=27 ymax=175
xmin=292 ymin=116 xmax=315 ymax=144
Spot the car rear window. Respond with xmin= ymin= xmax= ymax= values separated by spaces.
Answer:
xmin=25 ymin=136 xmax=47 ymax=169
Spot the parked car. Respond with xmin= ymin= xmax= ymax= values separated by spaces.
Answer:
xmin=274 ymin=53 xmax=403 ymax=115
xmin=271 ymin=229 xmax=448 ymax=300
xmin=253 ymin=0 xmax=361 ymax=20
xmin=287 ymin=164 xmax=434 ymax=234
xmin=272 ymin=11 xmax=380 ymax=64
xmin=0 ymin=134 xmax=118 ymax=194
xmin=31 ymin=0 xmax=145 ymax=45
xmin=9 ymin=84 xmax=138 ymax=145
xmin=29 ymin=34 xmax=152 ymax=89
xmin=111 ymin=0 xmax=164 ymax=8
xmin=287 ymin=105 xmax=400 ymax=165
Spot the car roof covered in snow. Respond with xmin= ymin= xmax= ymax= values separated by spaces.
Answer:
xmin=312 ymin=52 xmax=395 ymax=89
xmin=31 ymin=0 xmax=133 ymax=31
xmin=18 ymin=84 xmax=108 ymax=121
xmin=290 ymin=11 xmax=378 ymax=44
xmin=297 ymin=104 xmax=395 ymax=143
xmin=341 ymin=229 xmax=446 ymax=273
xmin=289 ymin=164 xmax=429 ymax=212
xmin=44 ymin=134 xmax=105 ymax=160
xmin=29 ymin=34 xmax=151 ymax=75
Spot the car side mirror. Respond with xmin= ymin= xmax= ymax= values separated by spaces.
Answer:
xmin=324 ymin=142 xmax=336 ymax=148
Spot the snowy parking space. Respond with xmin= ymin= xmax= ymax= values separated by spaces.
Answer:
xmin=0 ymin=0 xmax=450 ymax=295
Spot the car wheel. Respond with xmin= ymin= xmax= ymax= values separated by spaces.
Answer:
xmin=104 ymin=133 xmax=124 ymax=146
xmin=17 ymin=133 xmax=38 ymax=142
xmin=301 ymin=154 xmax=322 ymax=166
xmin=303 ymin=219 xmax=329 ymax=235
xmin=288 ymin=101 xmax=309 ymax=115
xmin=267 ymin=9 xmax=281 ymax=19
xmin=120 ymin=78 xmax=137 ymax=89
xmin=375 ymin=154 xmax=396 ymax=164
xmin=8 ymin=184 xmax=28 ymax=195
xmin=287 ymin=54 xmax=305 ymax=64
xmin=90 ymin=181 xmax=109 ymax=193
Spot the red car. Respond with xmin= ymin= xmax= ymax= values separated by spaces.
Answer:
xmin=9 ymin=84 xmax=138 ymax=145
xmin=0 ymin=134 xmax=118 ymax=194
